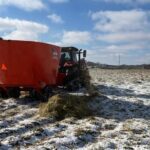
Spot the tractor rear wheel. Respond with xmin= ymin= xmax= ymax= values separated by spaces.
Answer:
xmin=66 ymin=79 xmax=80 ymax=91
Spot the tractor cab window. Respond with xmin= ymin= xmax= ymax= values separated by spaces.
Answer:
xmin=60 ymin=52 xmax=71 ymax=66
xmin=72 ymin=51 xmax=78 ymax=62
xmin=61 ymin=52 xmax=71 ymax=60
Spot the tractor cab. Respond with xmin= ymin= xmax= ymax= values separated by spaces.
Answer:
xmin=60 ymin=47 xmax=78 ymax=67
xmin=57 ymin=47 xmax=87 ymax=89
xmin=60 ymin=47 xmax=87 ymax=67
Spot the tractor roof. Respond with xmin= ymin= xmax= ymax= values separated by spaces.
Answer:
xmin=61 ymin=47 xmax=79 ymax=52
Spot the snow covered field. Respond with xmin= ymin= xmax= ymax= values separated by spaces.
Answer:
xmin=0 ymin=69 xmax=150 ymax=150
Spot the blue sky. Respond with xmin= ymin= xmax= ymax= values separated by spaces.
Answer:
xmin=0 ymin=0 xmax=150 ymax=65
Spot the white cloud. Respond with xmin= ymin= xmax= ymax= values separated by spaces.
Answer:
xmin=90 ymin=43 xmax=148 ymax=55
xmin=90 ymin=10 xmax=150 ymax=46
xmin=87 ymin=43 xmax=150 ymax=65
xmin=91 ymin=10 xmax=149 ymax=32
xmin=0 ymin=17 xmax=48 ymax=41
xmin=49 ymin=0 xmax=69 ymax=3
xmin=0 ymin=0 xmax=45 ymax=11
xmin=48 ymin=13 xmax=64 ymax=23
xmin=138 ymin=53 xmax=150 ymax=64
xmin=88 ymin=10 xmax=150 ymax=64
xmin=104 ymin=44 xmax=148 ymax=53
xmin=95 ymin=0 xmax=150 ymax=4
xmin=58 ymin=31 xmax=91 ymax=46
xmin=97 ymin=32 xmax=150 ymax=43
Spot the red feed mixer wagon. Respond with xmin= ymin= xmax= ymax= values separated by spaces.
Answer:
xmin=0 ymin=39 xmax=61 ymax=99
xmin=0 ymin=39 xmax=87 ymax=100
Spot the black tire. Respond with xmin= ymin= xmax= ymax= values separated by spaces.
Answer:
xmin=73 ymin=80 xmax=81 ymax=90
xmin=0 ymin=90 xmax=8 ymax=99
xmin=29 ymin=89 xmax=37 ymax=98
xmin=8 ymin=88 xmax=20 ymax=98
xmin=29 ymin=87 xmax=52 ymax=101
xmin=66 ymin=83 xmax=73 ymax=91
xmin=66 ymin=80 xmax=80 ymax=91
xmin=41 ymin=86 xmax=52 ymax=101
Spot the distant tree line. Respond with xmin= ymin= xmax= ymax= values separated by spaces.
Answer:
xmin=87 ymin=61 xmax=150 ymax=69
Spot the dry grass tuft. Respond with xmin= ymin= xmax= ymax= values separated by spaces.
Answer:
xmin=39 ymin=94 xmax=92 ymax=120
xmin=75 ymin=128 xmax=86 ymax=137
xmin=88 ymin=85 xmax=100 ymax=97
xmin=80 ymin=68 xmax=100 ymax=97
xmin=80 ymin=68 xmax=91 ymax=89
xmin=74 ymin=128 xmax=97 ymax=137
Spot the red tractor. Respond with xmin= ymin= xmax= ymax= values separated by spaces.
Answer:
xmin=0 ymin=39 xmax=87 ymax=100
xmin=57 ymin=47 xmax=87 ymax=90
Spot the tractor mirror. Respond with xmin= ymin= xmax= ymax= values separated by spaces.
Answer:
xmin=83 ymin=50 xmax=86 ymax=57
